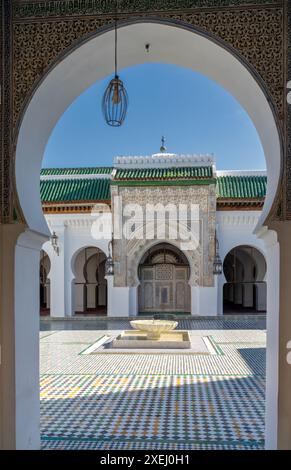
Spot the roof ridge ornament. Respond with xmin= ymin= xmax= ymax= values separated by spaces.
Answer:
xmin=160 ymin=136 xmax=166 ymax=153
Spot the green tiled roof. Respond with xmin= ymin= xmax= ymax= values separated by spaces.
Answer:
xmin=41 ymin=167 xmax=112 ymax=176
xmin=40 ymin=178 xmax=110 ymax=203
xmin=39 ymin=168 xmax=267 ymax=204
xmin=217 ymin=175 xmax=267 ymax=199
xmin=113 ymin=166 xmax=213 ymax=181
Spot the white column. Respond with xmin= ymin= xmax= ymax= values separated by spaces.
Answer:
xmin=129 ymin=286 xmax=138 ymax=316
xmin=15 ymin=229 xmax=48 ymax=449
xmin=243 ymin=284 xmax=253 ymax=307
xmin=106 ymin=276 xmax=130 ymax=317
xmin=234 ymin=283 xmax=243 ymax=304
xmin=49 ymin=226 xmax=66 ymax=317
xmin=255 ymin=282 xmax=267 ymax=311
xmin=86 ymin=284 xmax=96 ymax=308
xmin=190 ymin=285 xmax=199 ymax=316
xmin=258 ymin=228 xmax=279 ymax=449
xmin=217 ymin=273 xmax=225 ymax=315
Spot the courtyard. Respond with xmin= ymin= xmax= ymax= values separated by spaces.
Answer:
xmin=40 ymin=316 xmax=266 ymax=450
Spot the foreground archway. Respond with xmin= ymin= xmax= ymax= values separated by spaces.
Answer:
xmin=11 ymin=20 xmax=282 ymax=449
xmin=15 ymin=21 xmax=281 ymax=234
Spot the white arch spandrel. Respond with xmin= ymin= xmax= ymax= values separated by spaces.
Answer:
xmin=15 ymin=21 xmax=281 ymax=235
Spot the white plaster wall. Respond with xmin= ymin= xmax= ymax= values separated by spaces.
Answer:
xmin=217 ymin=212 xmax=267 ymax=261
xmin=216 ymin=211 xmax=267 ymax=315
xmin=106 ymin=277 xmax=130 ymax=317
xmin=191 ymin=284 xmax=218 ymax=316
xmin=44 ymin=214 xmax=110 ymax=316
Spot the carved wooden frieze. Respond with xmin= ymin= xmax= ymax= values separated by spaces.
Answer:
xmin=13 ymin=1 xmax=281 ymax=19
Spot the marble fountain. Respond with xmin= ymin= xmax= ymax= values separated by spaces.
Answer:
xmin=112 ymin=319 xmax=191 ymax=349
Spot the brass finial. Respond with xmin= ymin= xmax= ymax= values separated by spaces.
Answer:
xmin=160 ymin=136 xmax=166 ymax=153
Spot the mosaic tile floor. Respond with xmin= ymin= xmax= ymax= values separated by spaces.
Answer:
xmin=40 ymin=317 xmax=266 ymax=450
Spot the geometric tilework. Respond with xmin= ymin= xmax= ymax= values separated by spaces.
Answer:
xmin=40 ymin=317 xmax=266 ymax=450
xmin=40 ymin=374 xmax=265 ymax=450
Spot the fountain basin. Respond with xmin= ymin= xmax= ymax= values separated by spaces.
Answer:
xmin=112 ymin=330 xmax=191 ymax=349
xmin=130 ymin=319 xmax=178 ymax=339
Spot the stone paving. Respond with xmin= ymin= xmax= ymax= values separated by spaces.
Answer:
xmin=40 ymin=317 xmax=266 ymax=450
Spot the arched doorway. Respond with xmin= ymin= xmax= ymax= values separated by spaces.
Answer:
xmin=73 ymin=247 xmax=107 ymax=315
xmin=138 ymin=243 xmax=190 ymax=314
xmin=39 ymin=250 xmax=51 ymax=316
xmin=10 ymin=20 xmax=282 ymax=449
xmin=223 ymin=245 xmax=267 ymax=314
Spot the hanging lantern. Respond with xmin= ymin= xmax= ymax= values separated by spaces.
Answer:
xmin=102 ymin=6 xmax=128 ymax=127
xmin=102 ymin=75 xmax=128 ymax=127
xmin=213 ymin=253 xmax=223 ymax=275
xmin=50 ymin=231 xmax=59 ymax=256
xmin=105 ymin=240 xmax=114 ymax=276
xmin=213 ymin=234 xmax=223 ymax=275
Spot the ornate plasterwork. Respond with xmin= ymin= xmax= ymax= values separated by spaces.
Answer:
xmin=1 ymin=1 xmax=13 ymax=223
xmin=112 ymin=184 xmax=216 ymax=288
xmin=286 ymin=0 xmax=291 ymax=219
xmin=0 ymin=1 xmax=287 ymax=223
xmin=12 ymin=5 xmax=284 ymax=129
xmin=217 ymin=213 xmax=261 ymax=226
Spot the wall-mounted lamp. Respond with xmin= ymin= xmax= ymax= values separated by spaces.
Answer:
xmin=105 ymin=239 xmax=114 ymax=276
xmin=50 ymin=231 xmax=59 ymax=256
xmin=213 ymin=234 xmax=223 ymax=275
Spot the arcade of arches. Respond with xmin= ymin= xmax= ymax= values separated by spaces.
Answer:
xmin=223 ymin=246 xmax=267 ymax=314
xmin=73 ymin=247 xmax=107 ymax=315
xmin=1 ymin=0 xmax=291 ymax=451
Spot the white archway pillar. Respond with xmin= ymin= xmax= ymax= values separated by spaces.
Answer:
xmin=106 ymin=276 xmax=130 ymax=317
xmin=190 ymin=282 xmax=218 ymax=316
xmin=257 ymin=227 xmax=279 ymax=449
xmin=217 ymin=273 xmax=226 ymax=315
xmin=129 ymin=287 xmax=138 ymax=316
xmin=15 ymin=229 xmax=48 ymax=449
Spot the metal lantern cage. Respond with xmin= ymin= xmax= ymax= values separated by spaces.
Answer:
xmin=213 ymin=235 xmax=223 ymax=275
xmin=105 ymin=240 xmax=114 ymax=276
xmin=102 ymin=75 xmax=128 ymax=127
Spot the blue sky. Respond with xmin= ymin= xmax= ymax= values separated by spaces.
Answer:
xmin=43 ymin=63 xmax=266 ymax=170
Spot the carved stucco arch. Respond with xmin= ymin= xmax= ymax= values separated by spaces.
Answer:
xmin=14 ymin=18 xmax=283 ymax=235
xmin=70 ymin=244 xmax=107 ymax=284
xmin=126 ymin=235 xmax=200 ymax=288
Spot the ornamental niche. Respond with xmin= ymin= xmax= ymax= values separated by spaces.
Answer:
xmin=111 ymin=185 xmax=216 ymax=288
